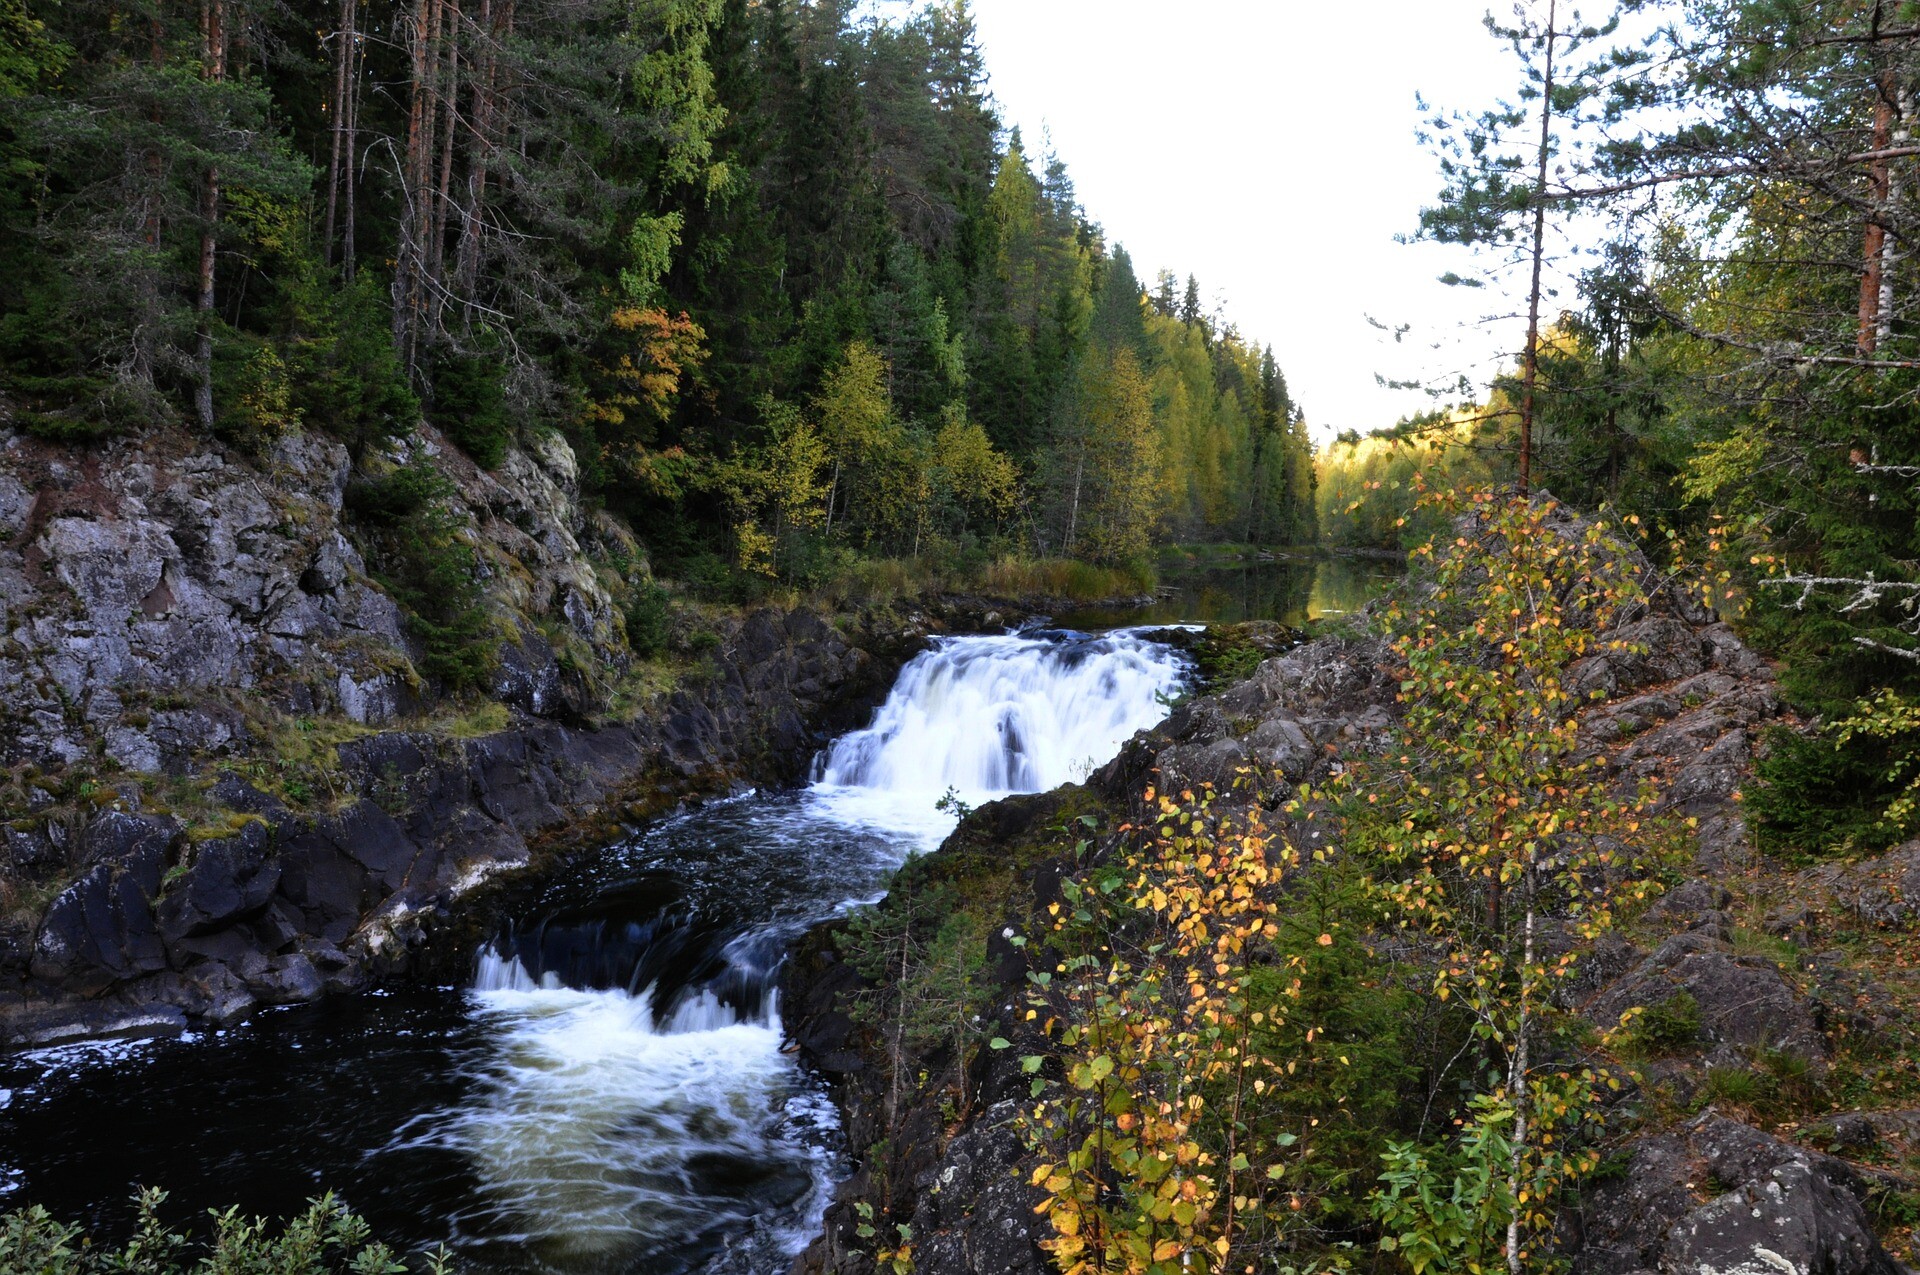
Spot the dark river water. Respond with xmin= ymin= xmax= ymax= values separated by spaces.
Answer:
xmin=0 ymin=630 xmax=1197 ymax=1274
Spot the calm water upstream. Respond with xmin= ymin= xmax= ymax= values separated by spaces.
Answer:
xmin=0 ymin=629 xmax=1193 ymax=1274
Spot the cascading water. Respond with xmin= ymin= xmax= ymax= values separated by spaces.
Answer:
xmin=815 ymin=630 xmax=1190 ymax=797
xmin=0 ymin=627 xmax=1189 ymax=1275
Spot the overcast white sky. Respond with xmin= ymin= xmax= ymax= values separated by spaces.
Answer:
xmin=966 ymin=0 xmax=1524 ymax=441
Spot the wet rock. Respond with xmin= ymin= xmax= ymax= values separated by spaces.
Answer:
xmin=29 ymin=816 xmax=175 ymax=993
xmin=156 ymin=819 xmax=280 ymax=940
xmin=0 ymin=997 xmax=189 ymax=1048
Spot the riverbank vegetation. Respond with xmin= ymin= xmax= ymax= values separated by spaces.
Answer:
xmin=0 ymin=0 xmax=1317 ymax=608
xmin=1008 ymin=494 xmax=1676 ymax=1274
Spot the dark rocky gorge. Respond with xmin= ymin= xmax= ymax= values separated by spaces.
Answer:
xmin=0 ymin=421 xmax=962 ymax=1048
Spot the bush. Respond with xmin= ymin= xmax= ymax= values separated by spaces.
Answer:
xmin=1623 ymin=991 xmax=1702 ymax=1057
xmin=427 ymin=346 xmax=509 ymax=469
xmin=212 ymin=335 xmax=301 ymax=451
xmin=0 ymin=1187 xmax=440 ymax=1274
xmin=291 ymin=273 xmax=418 ymax=456
xmin=623 ymin=582 xmax=672 ymax=659
xmin=1750 ymin=723 xmax=1912 ymax=859
xmin=343 ymin=462 xmax=497 ymax=691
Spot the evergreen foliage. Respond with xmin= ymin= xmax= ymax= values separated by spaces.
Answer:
xmin=0 ymin=0 xmax=1316 ymax=585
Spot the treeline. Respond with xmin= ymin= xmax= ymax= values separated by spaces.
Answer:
xmin=1322 ymin=0 xmax=1920 ymax=854
xmin=0 ymin=0 xmax=1316 ymax=582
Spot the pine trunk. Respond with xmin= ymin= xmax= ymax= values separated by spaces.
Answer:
xmin=323 ymin=0 xmax=354 ymax=265
xmin=1860 ymin=73 xmax=1896 ymax=356
xmin=1517 ymin=0 xmax=1557 ymax=499
xmin=193 ymin=0 xmax=227 ymax=433
xmin=427 ymin=0 xmax=461 ymax=329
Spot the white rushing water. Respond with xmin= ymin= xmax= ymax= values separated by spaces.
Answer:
xmin=434 ymin=628 xmax=1190 ymax=1272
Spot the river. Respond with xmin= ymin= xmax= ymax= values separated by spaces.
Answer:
xmin=0 ymin=628 xmax=1193 ymax=1274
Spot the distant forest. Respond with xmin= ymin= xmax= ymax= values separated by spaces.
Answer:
xmin=0 ymin=0 xmax=1317 ymax=582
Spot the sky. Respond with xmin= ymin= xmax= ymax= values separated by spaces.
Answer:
xmin=964 ymin=0 xmax=1526 ymax=442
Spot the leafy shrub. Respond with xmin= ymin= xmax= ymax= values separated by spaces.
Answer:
xmin=212 ymin=335 xmax=301 ymax=451
xmin=0 ymin=1186 xmax=442 ymax=1273
xmin=1623 ymin=991 xmax=1702 ymax=1057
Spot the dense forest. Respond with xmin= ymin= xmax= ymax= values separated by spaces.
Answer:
xmin=0 ymin=0 xmax=1316 ymax=587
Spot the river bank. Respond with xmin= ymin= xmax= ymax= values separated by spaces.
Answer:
xmin=780 ymin=534 xmax=1920 ymax=1275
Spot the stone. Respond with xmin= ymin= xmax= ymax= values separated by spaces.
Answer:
xmin=1662 ymin=1162 xmax=1899 ymax=1275
xmin=156 ymin=819 xmax=280 ymax=941
xmin=30 ymin=820 xmax=173 ymax=993
xmin=1803 ymin=840 xmax=1920 ymax=928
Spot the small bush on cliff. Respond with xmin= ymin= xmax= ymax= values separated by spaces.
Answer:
xmin=623 ymin=583 xmax=673 ymax=660
xmin=0 ymin=1187 xmax=443 ymax=1274
xmin=344 ymin=463 xmax=497 ymax=692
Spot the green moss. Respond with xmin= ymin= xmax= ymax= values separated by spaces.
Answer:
xmin=184 ymin=811 xmax=268 ymax=844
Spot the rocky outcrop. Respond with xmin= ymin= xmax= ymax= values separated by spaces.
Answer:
xmin=0 ymin=429 xmax=411 ymax=770
xmin=1570 ymin=1114 xmax=1905 ymax=1275
xmin=0 ymin=417 xmax=943 ymax=1044
xmin=786 ymin=562 xmax=1916 ymax=1275
xmin=1 ymin=602 xmax=906 ymax=1045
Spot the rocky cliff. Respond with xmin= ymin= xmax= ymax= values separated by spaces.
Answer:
xmin=0 ymin=423 xmax=920 ymax=1046
xmin=784 ymin=585 xmax=1920 ymax=1274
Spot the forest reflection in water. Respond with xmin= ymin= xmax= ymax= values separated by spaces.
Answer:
xmin=1056 ymin=551 xmax=1400 ymax=631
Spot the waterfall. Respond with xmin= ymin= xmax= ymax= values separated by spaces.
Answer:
xmin=438 ymin=627 xmax=1189 ymax=1272
xmin=815 ymin=629 xmax=1189 ymax=799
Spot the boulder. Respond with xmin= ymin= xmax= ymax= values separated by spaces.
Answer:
xmin=155 ymin=819 xmax=280 ymax=941
xmin=1589 ymin=948 xmax=1826 ymax=1061
xmin=1573 ymin=1115 xmax=1903 ymax=1275
xmin=29 ymin=816 xmax=175 ymax=993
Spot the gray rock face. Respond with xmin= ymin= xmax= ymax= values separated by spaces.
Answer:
xmin=0 ymin=422 xmax=642 ymax=773
xmin=908 ymin=1104 xmax=1049 ymax=1275
xmin=0 ymin=429 xmax=409 ymax=768
xmin=1590 ymin=943 xmax=1826 ymax=1061
xmin=1575 ymin=1115 xmax=1903 ymax=1275
xmin=1800 ymin=840 xmax=1920 ymax=929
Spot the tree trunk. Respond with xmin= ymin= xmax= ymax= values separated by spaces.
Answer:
xmin=453 ymin=0 xmax=498 ymax=316
xmin=396 ymin=0 xmax=442 ymax=370
xmin=1065 ymin=451 xmax=1083 ymax=556
xmin=323 ymin=0 xmax=356 ymax=267
xmin=1860 ymin=70 xmax=1897 ymax=356
xmin=1517 ymin=0 xmax=1559 ymax=499
xmin=427 ymin=0 xmax=461 ymax=330
xmin=341 ymin=1 xmax=360 ymax=281
xmin=1877 ymin=85 xmax=1912 ymax=350
xmin=1504 ymin=863 xmax=1537 ymax=1275
xmin=194 ymin=0 xmax=227 ymax=433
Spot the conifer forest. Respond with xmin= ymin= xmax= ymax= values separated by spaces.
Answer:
xmin=0 ymin=0 xmax=1316 ymax=584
